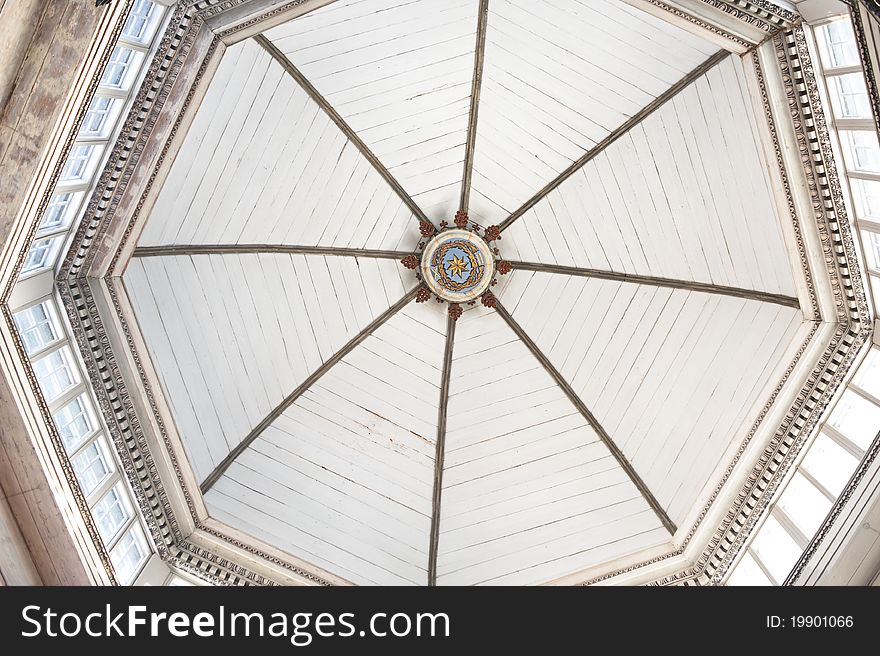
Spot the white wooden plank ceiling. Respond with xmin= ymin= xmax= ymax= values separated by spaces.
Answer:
xmin=124 ymin=0 xmax=808 ymax=585
xmin=501 ymin=55 xmax=796 ymax=296
xmin=207 ymin=303 xmax=446 ymax=585
xmin=440 ymin=309 xmax=667 ymax=585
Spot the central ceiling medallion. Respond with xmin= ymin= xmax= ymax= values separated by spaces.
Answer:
xmin=400 ymin=210 xmax=512 ymax=320
xmin=421 ymin=228 xmax=494 ymax=303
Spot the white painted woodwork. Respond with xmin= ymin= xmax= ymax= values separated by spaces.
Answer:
xmin=503 ymin=55 xmax=798 ymax=296
xmin=206 ymin=302 xmax=448 ymax=585
xmin=468 ymin=0 xmax=718 ymax=226
xmin=124 ymin=252 xmax=414 ymax=483
xmin=120 ymin=1 xmax=816 ymax=585
xmin=503 ymin=270 xmax=804 ymax=525
xmin=437 ymin=310 xmax=668 ymax=585
xmin=138 ymin=38 xmax=419 ymax=250
xmin=263 ymin=0 xmax=478 ymax=222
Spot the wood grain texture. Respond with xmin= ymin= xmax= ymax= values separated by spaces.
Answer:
xmin=263 ymin=0 xmax=479 ymax=223
xmin=206 ymin=302 xmax=448 ymax=585
xmin=124 ymin=253 xmax=415 ymax=483
xmin=502 ymin=55 xmax=797 ymax=296
xmin=436 ymin=310 xmax=667 ymax=585
xmin=468 ymin=0 xmax=718 ymax=226
xmin=138 ymin=38 xmax=419 ymax=251
xmin=501 ymin=269 xmax=804 ymax=525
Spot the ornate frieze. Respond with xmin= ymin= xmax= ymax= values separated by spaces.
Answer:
xmin=39 ymin=1 xmax=872 ymax=587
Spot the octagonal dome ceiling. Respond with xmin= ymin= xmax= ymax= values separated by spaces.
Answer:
xmin=118 ymin=0 xmax=809 ymax=585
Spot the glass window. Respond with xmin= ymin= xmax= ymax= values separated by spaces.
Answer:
xmin=851 ymin=178 xmax=880 ymax=220
xmin=872 ymin=274 xmax=880 ymax=315
xmin=60 ymin=145 xmax=95 ymax=182
xmin=53 ymin=395 xmax=94 ymax=452
xmin=167 ymin=575 xmax=195 ymax=587
xmin=40 ymin=193 xmax=74 ymax=233
xmin=13 ymin=302 xmax=58 ymax=354
xmin=842 ymin=130 xmax=880 ymax=173
xmin=829 ymin=73 xmax=871 ymax=119
xmin=727 ymin=551 xmax=773 ymax=586
xmin=21 ymin=237 xmax=60 ymax=274
xmin=777 ymin=472 xmax=833 ymax=539
xmin=93 ymin=484 xmax=130 ymax=543
xmin=829 ymin=390 xmax=880 ymax=451
xmin=72 ymin=439 xmax=112 ymax=497
xmin=750 ymin=515 xmax=802 ymax=583
xmin=820 ymin=20 xmax=860 ymax=69
xmin=111 ymin=525 xmax=149 ymax=585
xmin=122 ymin=0 xmax=155 ymax=42
xmin=32 ymin=348 xmax=78 ymax=403
xmin=802 ymin=433 xmax=858 ymax=497
xmin=80 ymin=96 xmax=115 ymax=137
xmin=101 ymin=47 xmax=135 ymax=88
xmin=853 ymin=348 xmax=880 ymax=399
xmin=862 ymin=230 xmax=880 ymax=270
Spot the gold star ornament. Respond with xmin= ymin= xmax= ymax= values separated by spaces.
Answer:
xmin=447 ymin=255 xmax=468 ymax=278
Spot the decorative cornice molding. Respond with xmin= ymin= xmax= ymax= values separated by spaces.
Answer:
xmin=642 ymin=0 xmax=751 ymax=48
xmin=56 ymin=1 xmax=336 ymax=586
xmin=638 ymin=0 xmax=799 ymax=52
xmin=49 ymin=4 xmax=869 ymax=588
xmin=578 ymin=22 xmax=873 ymax=586
xmin=702 ymin=0 xmax=799 ymax=32
xmin=0 ymin=0 xmax=139 ymax=586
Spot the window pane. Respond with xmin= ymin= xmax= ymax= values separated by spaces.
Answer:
xmin=32 ymin=348 xmax=78 ymax=403
xmin=101 ymin=47 xmax=135 ymax=88
xmin=80 ymin=96 xmax=115 ymax=137
xmin=751 ymin=515 xmax=802 ymax=583
xmin=60 ymin=145 xmax=95 ymax=182
xmin=820 ymin=20 xmax=860 ymax=69
xmin=852 ymin=178 xmax=880 ymax=221
xmin=122 ymin=0 xmax=155 ymax=42
xmin=110 ymin=525 xmax=148 ymax=585
xmin=40 ymin=193 xmax=74 ymax=232
xmin=13 ymin=302 xmax=58 ymax=354
xmin=873 ymin=275 xmax=880 ymax=316
xmin=53 ymin=395 xmax=94 ymax=452
xmin=21 ymin=237 xmax=59 ymax=274
xmin=853 ymin=347 xmax=880 ymax=399
xmin=842 ymin=131 xmax=880 ymax=174
xmin=829 ymin=73 xmax=871 ymax=119
xmin=802 ymin=433 xmax=858 ymax=497
xmin=829 ymin=390 xmax=880 ymax=450
xmin=777 ymin=472 xmax=833 ymax=538
xmin=862 ymin=230 xmax=880 ymax=270
xmin=167 ymin=576 xmax=195 ymax=587
xmin=93 ymin=485 xmax=130 ymax=543
xmin=727 ymin=551 xmax=773 ymax=586
xmin=72 ymin=439 xmax=112 ymax=497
